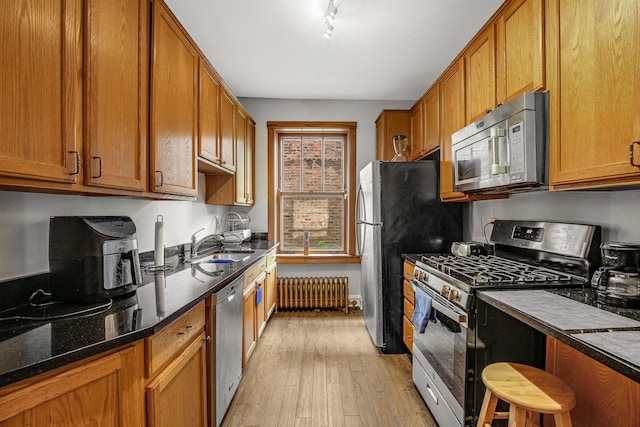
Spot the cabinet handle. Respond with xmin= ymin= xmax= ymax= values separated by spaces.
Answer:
xmin=69 ymin=151 xmax=80 ymax=175
xmin=630 ymin=142 xmax=640 ymax=166
xmin=222 ymin=160 xmax=227 ymax=165
xmin=155 ymin=170 xmax=164 ymax=187
xmin=204 ymin=335 xmax=211 ymax=342
xmin=178 ymin=325 xmax=194 ymax=335
xmin=497 ymin=102 xmax=503 ymax=108
xmin=486 ymin=108 xmax=493 ymax=114
xmin=92 ymin=156 xmax=103 ymax=179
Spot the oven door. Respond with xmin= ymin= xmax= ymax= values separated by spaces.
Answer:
xmin=411 ymin=281 xmax=471 ymax=427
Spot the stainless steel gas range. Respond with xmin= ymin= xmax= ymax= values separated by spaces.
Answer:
xmin=410 ymin=220 xmax=601 ymax=427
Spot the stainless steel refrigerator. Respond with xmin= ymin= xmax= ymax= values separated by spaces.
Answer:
xmin=356 ymin=160 xmax=462 ymax=353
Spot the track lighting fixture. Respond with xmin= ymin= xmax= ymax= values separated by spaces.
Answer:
xmin=323 ymin=0 xmax=339 ymax=38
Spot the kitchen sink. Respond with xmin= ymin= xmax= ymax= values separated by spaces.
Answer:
xmin=187 ymin=251 xmax=254 ymax=264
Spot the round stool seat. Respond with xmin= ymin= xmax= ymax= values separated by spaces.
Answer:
xmin=482 ymin=362 xmax=576 ymax=414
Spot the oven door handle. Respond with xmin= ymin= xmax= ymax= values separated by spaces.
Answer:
xmin=410 ymin=280 xmax=468 ymax=328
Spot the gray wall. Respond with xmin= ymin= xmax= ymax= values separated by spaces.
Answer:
xmin=239 ymin=97 xmax=415 ymax=303
xmin=0 ymin=174 xmax=238 ymax=282
xmin=467 ymin=189 xmax=640 ymax=243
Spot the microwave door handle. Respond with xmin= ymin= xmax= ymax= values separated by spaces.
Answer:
xmin=490 ymin=128 xmax=507 ymax=175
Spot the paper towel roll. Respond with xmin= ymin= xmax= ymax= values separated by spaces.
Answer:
xmin=155 ymin=272 xmax=165 ymax=318
xmin=155 ymin=215 xmax=164 ymax=267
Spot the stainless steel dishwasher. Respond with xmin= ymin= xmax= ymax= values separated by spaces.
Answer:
xmin=209 ymin=274 xmax=244 ymax=427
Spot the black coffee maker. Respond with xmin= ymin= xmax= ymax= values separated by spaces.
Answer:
xmin=49 ymin=216 xmax=142 ymax=303
xmin=591 ymin=241 xmax=640 ymax=308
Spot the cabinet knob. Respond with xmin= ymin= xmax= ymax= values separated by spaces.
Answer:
xmin=630 ymin=142 xmax=640 ymax=166
xmin=486 ymin=108 xmax=493 ymax=114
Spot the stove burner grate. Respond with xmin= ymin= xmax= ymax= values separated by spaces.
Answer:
xmin=421 ymin=255 xmax=575 ymax=286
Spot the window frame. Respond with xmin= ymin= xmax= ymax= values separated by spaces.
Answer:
xmin=267 ymin=121 xmax=359 ymax=263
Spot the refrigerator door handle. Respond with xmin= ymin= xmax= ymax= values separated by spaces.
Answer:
xmin=356 ymin=185 xmax=365 ymax=255
xmin=356 ymin=184 xmax=366 ymax=223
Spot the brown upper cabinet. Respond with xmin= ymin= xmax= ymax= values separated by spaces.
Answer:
xmin=0 ymin=0 xmax=149 ymax=195
xmin=465 ymin=26 xmax=497 ymax=124
xmin=375 ymin=110 xmax=410 ymax=161
xmin=495 ymin=0 xmax=545 ymax=105
xmin=150 ymin=0 xmax=198 ymax=197
xmin=219 ymin=89 xmax=237 ymax=173
xmin=245 ymin=118 xmax=256 ymax=205
xmin=439 ymin=60 xmax=468 ymax=201
xmin=547 ymin=0 xmax=640 ymax=190
xmin=235 ymin=108 xmax=248 ymax=204
xmin=412 ymin=85 xmax=441 ymax=159
xmin=205 ymin=111 xmax=255 ymax=206
xmin=0 ymin=0 xmax=82 ymax=187
xmin=84 ymin=0 xmax=149 ymax=192
xmin=465 ymin=0 xmax=546 ymax=124
xmin=198 ymin=60 xmax=223 ymax=168
xmin=409 ymin=103 xmax=424 ymax=159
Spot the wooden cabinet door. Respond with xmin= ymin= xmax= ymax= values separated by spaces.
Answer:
xmin=0 ymin=344 xmax=144 ymax=426
xmin=219 ymin=89 xmax=236 ymax=173
xmin=0 ymin=0 xmax=82 ymax=185
xmin=265 ymin=263 xmax=277 ymax=320
xmin=422 ymin=85 xmax=441 ymax=155
xmin=410 ymin=102 xmax=424 ymax=157
xmin=375 ymin=110 xmax=410 ymax=161
xmin=245 ymin=118 xmax=255 ymax=205
xmin=547 ymin=0 xmax=640 ymax=189
xmin=546 ymin=337 xmax=640 ymax=427
xmin=495 ymin=0 xmax=545 ymax=105
xmin=465 ymin=26 xmax=496 ymax=123
xmin=242 ymin=284 xmax=256 ymax=367
xmin=255 ymin=272 xmax=267 ymax=338
xmin=150 ymin=0 xmax=197 ymax=197
xmin=147 ymin=333 xmax=207 ymax=427
xmin=439 ymin=60 xmax=468 ymax=201
xmin=235 ymin=108 xmax=247 ymax=204
xmin=403 ymin=313 xmax=414 ymax=355
xmin=84 ymin=0 xmax=148 ymax=192
xmin=198 ymin=60 xmax=221 ymax=165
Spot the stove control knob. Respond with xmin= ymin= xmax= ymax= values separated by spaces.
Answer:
xmin=441 ymin=285 xmax=450 ymax=296
xmin=449 ymin=290 xmax=460 ymax=302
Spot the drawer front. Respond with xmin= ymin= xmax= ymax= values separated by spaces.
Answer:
xmin=404 ymin=297 xmax=415 ymax=320
xmin=403 ymin=314 xmax=414 ymax=354
xmin=403 ymin=279 xmax=415 ymax=305
xmin=403 ymin=260 xmax=415 ymax=282
xmin=146 ymin=301 xmax=205 ymax=377
xmin=245 ymin=257 xmax=267 ymax=287
xmin=266 ymin=249 xmax=277 ymax=268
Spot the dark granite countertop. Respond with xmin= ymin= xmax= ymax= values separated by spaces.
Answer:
xmin=479 ymin=288 xmax=640 ymax=383
xmin=0 ymin=241 xmax=278 ymax=388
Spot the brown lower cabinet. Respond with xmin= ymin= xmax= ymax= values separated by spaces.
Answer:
xmin=0 ymin=343 xmax=145 ymax=426
xmin=145 ymin=302 xmax=207 ymax=427
xmin=146 ymin=333 xmax=207 ymax=427
xmin=545 ymin=337 xmax=640 ymax=426
xmin=242 ymin=281 xmax=257 ymax=367
xmin=403 ymin=261 xmax=416 ymax=354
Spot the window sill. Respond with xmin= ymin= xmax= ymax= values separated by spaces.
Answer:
xmin=276 ymin=254 xmax=361 ymax=265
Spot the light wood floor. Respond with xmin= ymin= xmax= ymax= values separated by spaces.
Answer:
xmin=222 ymin=310 xmax=438 ymax=427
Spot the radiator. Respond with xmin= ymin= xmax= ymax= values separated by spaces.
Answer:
xmin=277 ymin=277 xmax=349 ymax=314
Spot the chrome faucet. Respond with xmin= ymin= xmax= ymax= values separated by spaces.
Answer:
xmin=190 ymin=228 xmax=224 ymax=259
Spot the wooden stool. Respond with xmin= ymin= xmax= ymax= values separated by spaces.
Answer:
xmin=477 ymin=362 xmax=576 ymax=427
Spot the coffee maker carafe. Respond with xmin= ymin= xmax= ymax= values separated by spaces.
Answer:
xmin=49 ymin=216 xmax=142 ymax=303
xmin=591 ymin=241 xmax=640 ymax=308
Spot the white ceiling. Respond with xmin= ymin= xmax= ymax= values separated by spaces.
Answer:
xmin=164 ymin=0 xmax=505 ymax=101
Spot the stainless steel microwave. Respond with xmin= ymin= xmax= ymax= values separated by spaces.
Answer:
xmin=451 ymin=91 xmax=548 ymax=194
